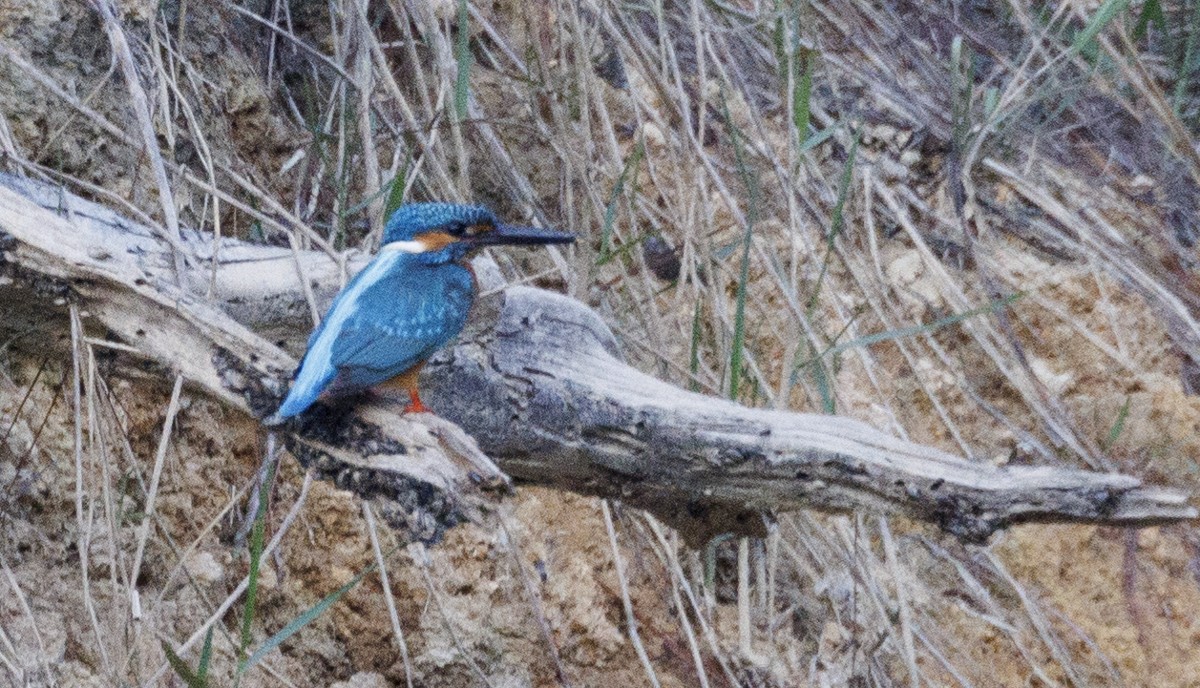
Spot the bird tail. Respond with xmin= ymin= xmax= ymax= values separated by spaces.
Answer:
xmin=261 ymin=411 xmax=287 ymax=427
xmin=265 ymin=366 xmax=335 ymax=425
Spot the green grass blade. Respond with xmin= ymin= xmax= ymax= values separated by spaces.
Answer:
xmin=830 ymin=292 xmax=1022 ymax=356
xmin=704 ymin=534 xmax=734 ymax=589
xmin=595 ymin=231 xmax=654 ymax=267
xmin=384 ymin=157 xmax=411 ymax=220
xmin=599 ymin=139 xmax=646 ymax=261
xmin=949 ymin=35 xmax=974 ymax=154
xmin=721 ymin=88 xmax=761 ymax=400
xmin=806 ymin=132 xmax=859 ymax=314
xmin=238 ymin=462 xmax=276 ymax=669
xmin=248 ymin=196 xmax=265 ymax=243
xmin=983 ymin=86 xmax=1000 ymax=119
xmin=1071 ymin=0 xmax=1132 ymax=54
xmin=792 ymin=48 xmax=814 ymax=144
xmin=162 ymin=641 xmax=206 ymax=688
xmin=798 ymin=124 xmax=837 ymax=153
xmin=772 ymin=1 xmax=787 ymax=83
xmin=1132 ymin=0 xmax=1165 ymax=41
xmin=341 ymin=185 xmax=390 ymax=217
xmin=196 ymin=626 xmax=214 ymax=684
xmin=340 ymin=153 xmax=413 ymax=222
xmin=729 ymin=226 xmax=753 ymax=400
xmin=828 ymin=135 xmax=857 ymax=240
xmin=455 ymin=0 xmax=471 ymax=120
xmin=239 ymin=562 xmax=377 ymax=675
xmin=1103 ymin=396 xmax=1132 ymax=450
xmin=808 ymin=342 xmax=835 ymax=413
xmin=689 ymin=299 xmax=703 ymax=393
xmin=792 ymin=292 xmax=1024 ymax=379
xmin=1172 ymin=2 xmax=1200 ymax=113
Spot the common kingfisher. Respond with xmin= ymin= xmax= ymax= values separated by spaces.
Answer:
xmin=268 ymin=203 xmax=574 ymax=422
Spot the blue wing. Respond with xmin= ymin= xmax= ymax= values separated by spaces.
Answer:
xmin=328 ymin=269 xmax=473 ymax=388
xmin=271 ymin=254 xmax=474 ymax=421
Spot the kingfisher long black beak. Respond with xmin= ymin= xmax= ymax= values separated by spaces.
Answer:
xmin=469 ymin=223 xmax=575 ymax=247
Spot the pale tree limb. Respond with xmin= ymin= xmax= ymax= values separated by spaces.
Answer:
xmin=422 ymin=286 xmax=1196 ymax=543
xmin=0 ymin=173 xmax=1194 ymax=544
xmin=0 ymin=174 xmax=506 ymax=544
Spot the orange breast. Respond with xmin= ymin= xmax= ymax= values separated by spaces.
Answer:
xmin=379 ymin=360 xmax=426 ymax=393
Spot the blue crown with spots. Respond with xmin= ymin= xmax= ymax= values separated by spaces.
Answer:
xmin=383 ymin=203 xmax=497 ymax=243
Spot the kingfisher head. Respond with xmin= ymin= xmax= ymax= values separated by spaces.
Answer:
xmin=382 ymin=203 xmax=574 ymax=264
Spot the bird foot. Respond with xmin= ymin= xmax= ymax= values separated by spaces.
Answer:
xmin=403 ymin=400 xmax=432 ymax=414
xmin=403 ymin=391 xmax=433 ymax=414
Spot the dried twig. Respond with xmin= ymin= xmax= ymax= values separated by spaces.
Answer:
xmin=89 ymin=0 xmax=189 ymax=283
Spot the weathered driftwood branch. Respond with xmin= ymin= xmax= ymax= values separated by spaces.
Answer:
xmin=423 ymin=287 xmax=1197 ymax=542
xmin=0 ymin=175 xmax=507 ymax=543
xmin=0 ymin=173 xmax=1194 ymax=543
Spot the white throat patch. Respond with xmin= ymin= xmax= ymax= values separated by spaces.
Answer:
xmin=380 ymin=240 xmax=426 ymax=254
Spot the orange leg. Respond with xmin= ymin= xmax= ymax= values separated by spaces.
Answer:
xmin=381 ymin=361 xmax=433 ymax=415
xmin=404 ymin=387 xmax=432 ymax=415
